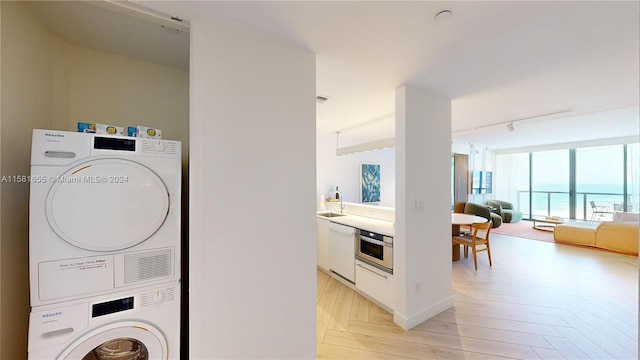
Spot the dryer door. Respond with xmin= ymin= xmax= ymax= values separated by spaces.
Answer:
xmin=58 ymin=321 xmax=167 ymax=359
xmin=46 ymin=158 xmax=170 ymax=252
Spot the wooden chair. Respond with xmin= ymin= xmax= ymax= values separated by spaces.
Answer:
xmin=452 ymin=221 xmax=492 ymax=270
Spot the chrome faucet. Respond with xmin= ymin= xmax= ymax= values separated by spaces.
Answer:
xmin=333 ymin=189 xmax=345 ymax=214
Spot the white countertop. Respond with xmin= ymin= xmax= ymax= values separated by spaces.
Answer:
xmin=317 ymin=211 xmax=395 ymax=237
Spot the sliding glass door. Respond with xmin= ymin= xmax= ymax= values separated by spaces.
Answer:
xmin=576 ymin=145 xmax=624 ymax=220
xmin=531 ymin=150 xmax=570 ymax=218
xmin=496 ymin=141 xmax=637 ymax=221
xmin=628 ymin=143 xmax=639 ymax=213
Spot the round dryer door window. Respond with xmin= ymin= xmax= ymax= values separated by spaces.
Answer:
xmin=59 ymin=322 xmax=167 ymax=360
xmin=46 ymin=158 xmax=170 ymax=252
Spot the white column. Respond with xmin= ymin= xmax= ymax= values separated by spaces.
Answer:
xmin=394 ymin=85 xmax=453 ymax=329
xmin=189 ymin=14 xmax=317 ymax=359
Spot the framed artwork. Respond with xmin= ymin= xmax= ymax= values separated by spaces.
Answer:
xmin=360 ymin=164 xmax=380 ymax=203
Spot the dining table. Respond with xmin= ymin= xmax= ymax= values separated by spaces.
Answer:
xmin=451 ymin=213 xmax=489 ymax=261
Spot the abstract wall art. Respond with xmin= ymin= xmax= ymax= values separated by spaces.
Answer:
xmin=360 ymin=164 xmax=380 ymax=203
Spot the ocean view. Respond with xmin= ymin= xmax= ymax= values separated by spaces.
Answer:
xmin=514 ymin=183 xmax=636 ymax=219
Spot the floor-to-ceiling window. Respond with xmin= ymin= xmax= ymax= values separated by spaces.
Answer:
xmin=576 ymin=145 xmax=624 ymax=220
xmin=531 ymin=149 xmax=570 ymax=218
xmin=627 ymin=143 xmax=639 ymax=213
xmin=496 ymin=141 xmax=638 ymax=220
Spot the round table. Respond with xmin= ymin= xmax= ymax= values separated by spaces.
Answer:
xmin=452 ymin=213 xmax=488 ymax=226
xmin=451 ymin=213 xmax=488 ymax=261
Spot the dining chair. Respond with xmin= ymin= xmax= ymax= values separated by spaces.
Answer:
xmin=452 ymin=220 xmax=492 ymax=270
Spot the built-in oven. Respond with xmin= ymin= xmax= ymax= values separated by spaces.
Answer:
xmin=355 ymin=229 xmax=393 ymax=273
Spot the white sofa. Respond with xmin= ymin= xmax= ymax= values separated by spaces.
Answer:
xmin=553 ymin=212 xmax=639 ymax=255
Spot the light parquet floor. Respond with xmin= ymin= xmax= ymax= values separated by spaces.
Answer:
xmin=317 ymin=233 xmax=639 ymax=359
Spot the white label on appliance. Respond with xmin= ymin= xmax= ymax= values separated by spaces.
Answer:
xmin=39 ymin=255 xmax=114 ymax=301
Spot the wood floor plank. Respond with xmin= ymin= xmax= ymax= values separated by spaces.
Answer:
xmin=446 ymin=303 xmax=571 ymax=327
xmin=317 ymin=342 xmax=410 ymax=359
xmin=531 ymin=346 xmax=566 ymax=359
xmin=552 ymin=325 xmax=627 ymax=360
xmin=348 ymin=320 xmax=542 ymax=359
xmin=323 ymin=329 xmax=514 ymax=360
xmin=316 ymin=233 xmax=638 ymax=359
xmin=413 ymin=319 xmax=554 ymax=348
xmin=431 ymin=311 xmax=563 ymax=337
xmin=369 ymin=301 xmax=388 ymax=314
xmin=574 ymin=302 xmax=638 ymax=335
xmin=543 ymin=336 xmax=590 ymax=360
xmin=567 ymin=309 xmax=638 ymax=354
xmin=452 ymin=294 xmax=578 ymax=318
xmin=368 ymin=311 xmax=395 ymax=327
xmin=317 ymin=277 xmax=342 ymax=342
xmin=317 ymin=270 xmax=331 ymax=302
xmin=327 ymin=283 xmax=354 ymax=331
xmin=349 ymin=291 xmax=369 ymax=323
xmin=559 ymin=316 xmax=636 ymax=359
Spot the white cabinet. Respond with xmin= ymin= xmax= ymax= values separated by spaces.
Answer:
xmin=316 ymin=218 xmax=330 ymax=271
xmin=328 ymin=222 xmax=356 ymax=283
xmin=355 ymin=259 xmax=394 ymax=310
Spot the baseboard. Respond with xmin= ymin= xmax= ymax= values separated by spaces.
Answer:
xmin=393 ymin=295 xmax=454 ymax=330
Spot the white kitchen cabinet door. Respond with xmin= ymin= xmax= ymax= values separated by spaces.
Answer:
xmin=316 ymin=218 xmax=330 ymax=271
xmin=328 ymin=222 xmax=355 ymax=283
xmin=355 ymin=259 xmax=394 ymax=310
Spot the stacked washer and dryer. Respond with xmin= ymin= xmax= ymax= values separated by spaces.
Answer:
xmin=27 ymin=129 xmax=182 ymax=359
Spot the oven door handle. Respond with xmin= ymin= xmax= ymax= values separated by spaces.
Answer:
xmin=360 ymin=237 xmax=392 ymax=247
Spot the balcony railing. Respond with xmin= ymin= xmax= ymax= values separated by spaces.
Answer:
xmin=515 ymin=190 xmax=634 ymax=220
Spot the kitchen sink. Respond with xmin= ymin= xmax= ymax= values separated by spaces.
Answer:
xmin=317 ymin=212 xmax=345 ymax=218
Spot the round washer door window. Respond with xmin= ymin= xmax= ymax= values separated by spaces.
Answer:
xmin=59 ymin=322 xmax=166 ymax=360
xmin=46 ymin=159 xmax=169 ymax=252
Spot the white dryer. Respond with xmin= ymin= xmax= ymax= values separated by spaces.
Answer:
xmin=28 ymin=281 xmax=180 ymax=360
xmin=29 ymin=129 xmax=182 ymax=307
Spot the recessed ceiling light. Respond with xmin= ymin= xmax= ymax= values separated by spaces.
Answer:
xmin=434 ymin=10 xmax=453 ymax=23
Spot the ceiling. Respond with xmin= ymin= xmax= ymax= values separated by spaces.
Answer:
xmin=25 ymin=1 xmax=190 ymax=71
xmin=25 ymin=1 xmax=639 ymax=150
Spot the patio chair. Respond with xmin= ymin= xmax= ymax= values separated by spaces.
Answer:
xmin=590 ymin=201 xmax=612 ymax=221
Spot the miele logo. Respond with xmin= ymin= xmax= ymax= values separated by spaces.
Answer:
xmin=44 ymin=133 xmax=64 ymax=138
xmin=42 ymin=311 xmax=62 ymax=318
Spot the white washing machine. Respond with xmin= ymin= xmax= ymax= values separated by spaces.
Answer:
xmin=29 ymin=129 xmax=182 ymax=307
xmin=28 ymin=281 xmax=180 ymax=360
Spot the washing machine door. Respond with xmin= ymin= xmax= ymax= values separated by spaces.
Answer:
xmin=46 ymin=158 xmax=170 ymax=252
xmin=58 ymin=321 xmax=167 ymax=360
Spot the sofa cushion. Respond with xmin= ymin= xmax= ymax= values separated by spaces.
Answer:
xmin=490 ymin=213 xmax=503 ymax=227
xmin=487 ymin=200 xmax=523 ymax=223
xmin=554 ymin=222 xmax=597 ymax=246
xmin=464 ymin=202 xmax=501 ymax=228
xmin=502 ymin=209 xmax=523 ymax=223
xmin=554 ymin=221 xmax=638 ymax=255
xmin=595 ymin=221 xmax=638 ymax=255
xmin=613 ymin=212 xmax=639 ymax=222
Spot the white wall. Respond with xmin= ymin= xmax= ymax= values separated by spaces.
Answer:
xmin=51 ymin=42 xmax=190 ymax=156
xmin=317 ymin=133 xmax=396 ymax=207
xmin=0 ymin=3 xmax=3 ymax=351
xmin=394 ymin=85 xmax=453 ymax=330
xmin=0 ymin=2 xmax=53 ymax=358
xmin=189 ymin=14 xmax=317 ymax=359
xmin=1 ymin=3 xmax=190 ymax=357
